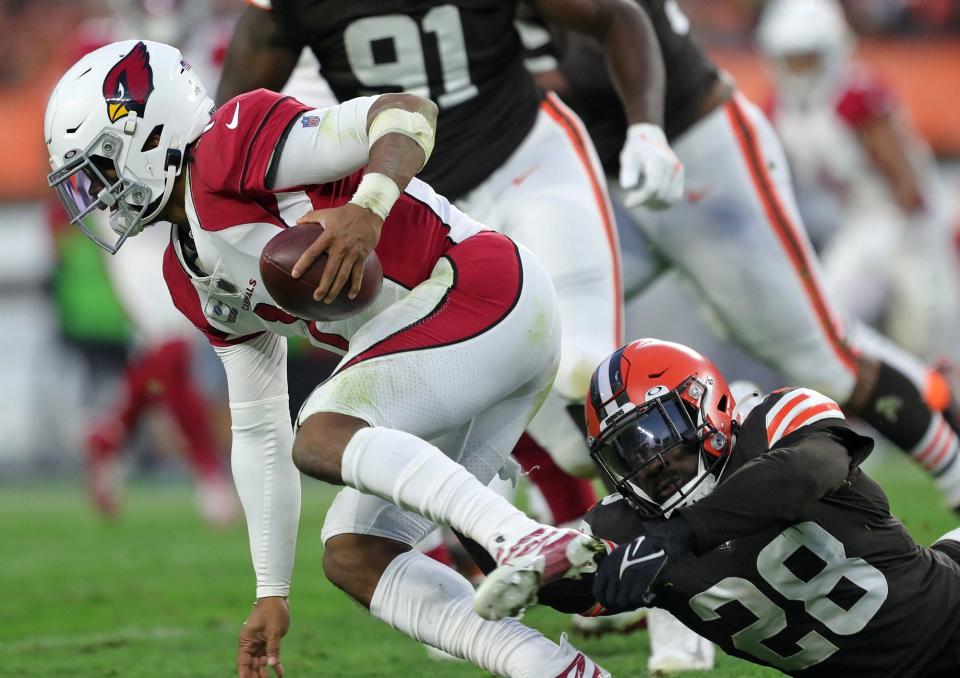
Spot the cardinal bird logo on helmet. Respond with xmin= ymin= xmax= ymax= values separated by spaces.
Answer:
xmin=102 ymin=41 xmax=154 ymax=123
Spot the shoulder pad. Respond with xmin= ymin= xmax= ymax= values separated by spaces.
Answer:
xmin=762 ymin=388 xmax=843 ymax=447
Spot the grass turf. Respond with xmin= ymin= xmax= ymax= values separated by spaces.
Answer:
xmin=2 ymin=448 xmax=956 ymax=677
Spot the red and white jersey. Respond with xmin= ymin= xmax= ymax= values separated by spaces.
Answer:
xmin=163 ymin=89 xmax=487 ymax=354
xmin=769 ymin=64 xmax=935 ymax=218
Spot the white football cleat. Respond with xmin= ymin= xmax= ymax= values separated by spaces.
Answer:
xmin=647 ymin=608 xmax=715 ymax=675
xmin=550 ymin=634 xmax=611 ymax=678
xmin=473 ymin=527 xmax=606 ymax=621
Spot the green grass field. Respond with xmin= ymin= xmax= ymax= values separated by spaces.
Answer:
xmin=3 ymin=448 xmax=956 ymax=677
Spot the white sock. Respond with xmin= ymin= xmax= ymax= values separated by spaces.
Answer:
xmin=341 ymin=426 xmax=539 ymax=554
xmin=370 ymin=550 xmax=582 ymax=678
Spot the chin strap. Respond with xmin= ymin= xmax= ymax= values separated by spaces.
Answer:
xmin=139 ymin=151 xmax=181 ymax=228
xmin=662 ymin=448 xmax=731 ymax=518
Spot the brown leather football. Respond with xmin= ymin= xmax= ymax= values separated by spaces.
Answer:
xmin=259 ymin=222 xmax=383 ymax=322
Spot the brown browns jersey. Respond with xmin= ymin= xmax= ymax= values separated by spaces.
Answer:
xmin=584 ymin=388 xmax=960 ymax=677
xmin=266 ymin=0 xmax=540 ymax=201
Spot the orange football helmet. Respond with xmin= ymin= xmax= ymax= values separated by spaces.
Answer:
xmin=585 ymin=339 xmax=735 ymax=517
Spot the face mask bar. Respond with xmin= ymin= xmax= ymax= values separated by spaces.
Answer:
xmin=48 ymin=129 xmax=152 ymax=254
xmin=591 ymin=378 xmax=726 ymax=518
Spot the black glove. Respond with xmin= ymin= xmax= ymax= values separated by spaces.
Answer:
xmin=592 ymin=515 xmax=696 ymax=612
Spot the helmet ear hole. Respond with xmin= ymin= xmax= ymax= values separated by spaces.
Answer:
xmin=141 ymin=124 xmax=164 ymax=152
xmin=717 ymin=394 xmax=729 ymax=414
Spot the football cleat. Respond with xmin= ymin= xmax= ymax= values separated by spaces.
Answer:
xmin=647 ymin=607 xmax=715 ymax=675
xmin=473 ymin=527 xmax=606 ymax=621
xmin=551 ymin=634 xmax=611 ymax=678
xmin=85 ymin=424 xmax=123 ymax=518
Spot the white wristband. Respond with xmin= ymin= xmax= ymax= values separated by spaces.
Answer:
xmin=368 ymin=108 xmax=436 ymax=169
xmin=348 ymin=172 xmax=401 ymax=221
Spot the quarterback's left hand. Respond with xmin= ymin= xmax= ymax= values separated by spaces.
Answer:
xmin=237 ymin=596 xmax=290 ymax=678
xmin=593 ymin=515 xmax=695 ymax=613
xmin=618 ymin=123 xmax=684 ymax=210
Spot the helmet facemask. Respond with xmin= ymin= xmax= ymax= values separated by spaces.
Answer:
xmin=591 ymin=377 xmax=730 ymax=519
xmin=47 ymin=128 xmax=166 ymax=254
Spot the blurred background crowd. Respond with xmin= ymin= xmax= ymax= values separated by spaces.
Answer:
xmin=1 ymin=0 xmax=958 ymax=526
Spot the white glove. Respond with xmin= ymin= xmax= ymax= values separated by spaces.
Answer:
xmin=619 ymin=123 xmax=685 ymax=210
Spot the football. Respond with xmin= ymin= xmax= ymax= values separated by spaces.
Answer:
xmin=259 ymin=222 xmax=383 ymax=321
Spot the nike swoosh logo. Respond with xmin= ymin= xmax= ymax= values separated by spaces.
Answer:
xmin=619 ymin=536 xmax=665 ymax=578
xmin=226 ymin=103 xmax=240 ymax=130
xmin=511 ymin=165 xmax=538 ymax=186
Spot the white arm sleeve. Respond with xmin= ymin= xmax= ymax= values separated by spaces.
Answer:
xmin=214 ymin=332 xmax=300 ymax=599
xmin=271 ymin=95 xmax=378 ymax=189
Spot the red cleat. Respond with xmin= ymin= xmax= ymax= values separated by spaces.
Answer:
xmin=85 ymin=424 xmax=122 ymax=518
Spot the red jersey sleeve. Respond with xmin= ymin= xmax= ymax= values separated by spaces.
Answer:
xmin=189 ymin=89 xmax=310 ymax=231
xmin=836 ymin=67 xmax=897 ymax=130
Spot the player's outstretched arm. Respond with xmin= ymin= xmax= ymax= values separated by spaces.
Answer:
xmin=214 ymin=333 xmax=299 ymax=677
xmin=289 ymin=93 xmax=438 ymax=303
xmin=217 ymin=5 xmax=301 ymax=106
xmin=680 ymin=432 xmax=856 ymax=554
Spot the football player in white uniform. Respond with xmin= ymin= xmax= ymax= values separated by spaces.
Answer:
xmin=759 ymin=0 xmax=960 ymax=371
xmin=45 ymin=40 xmax=612 ymax=677
xmin=216 ymin=0 xmax=686 ymax=520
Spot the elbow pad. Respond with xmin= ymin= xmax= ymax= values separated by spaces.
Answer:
xmin=368 ymin=107 xmax=436 ymax=169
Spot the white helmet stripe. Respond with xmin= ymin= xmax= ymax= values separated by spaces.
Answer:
xmin=594 ymin=353 xmax=623 ymax=417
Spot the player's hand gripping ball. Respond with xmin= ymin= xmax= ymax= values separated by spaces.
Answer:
xmin=259 ymin=223 xmax=383 ymax=321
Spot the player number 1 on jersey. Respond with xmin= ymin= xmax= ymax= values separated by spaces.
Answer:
xmin=344 ymin=5 xmax=479 ymax=109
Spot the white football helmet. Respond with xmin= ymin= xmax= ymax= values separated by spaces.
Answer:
xmin=757 ymin=0 xmax=854 ymax=109
xmin=44 ymin=40 xmax=214 ymax=253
